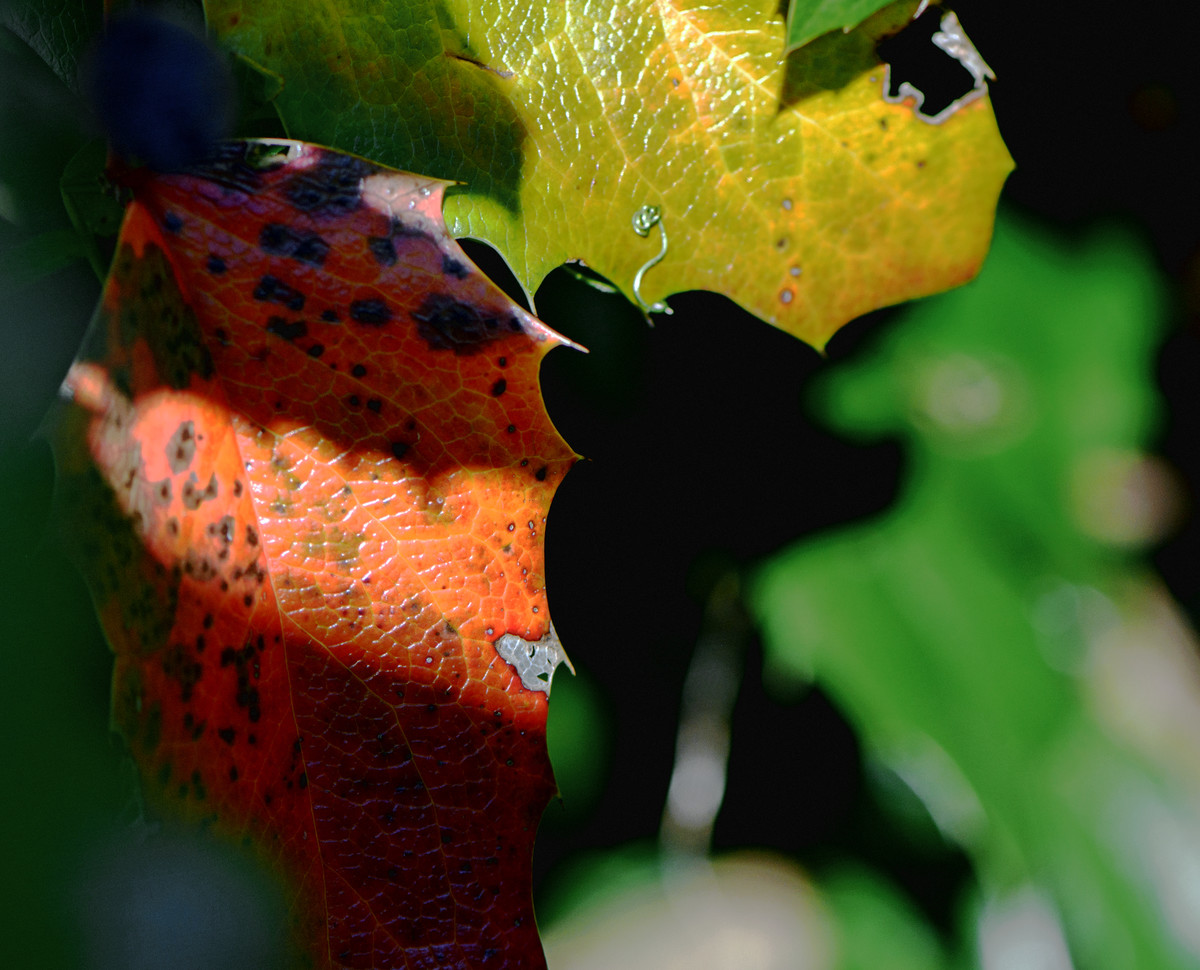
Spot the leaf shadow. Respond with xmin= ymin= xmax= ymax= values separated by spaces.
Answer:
xmin=777 ymin=1 xmax=921 ymax=113
xmin=248 ymin=0 xmax=529 ymax=219
xmin=778 ymin=22 xmax=884 ymax=110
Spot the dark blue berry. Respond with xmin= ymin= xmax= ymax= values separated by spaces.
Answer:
xmin=86 ymin=11 xmax=234 ymax=172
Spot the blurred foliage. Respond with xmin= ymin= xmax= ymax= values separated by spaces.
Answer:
xmin=545 ymin=668 xmax=613 ymax=823
xmin=820 ymin=865 xmax=950 ymax=970
xmin=538 ymin=213 xmax=1199 ymax=969
xmin=752 ymin=214 xmax=1200 ymax=967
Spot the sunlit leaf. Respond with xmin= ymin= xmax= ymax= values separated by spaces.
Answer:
xmin=205 ymin=0 xmax=1011 ymax=348
xmin=52 ymin=139 xmax=578 ymax=969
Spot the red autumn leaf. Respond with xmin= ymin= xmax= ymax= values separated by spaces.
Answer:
xmin=53 ymin=140 xmax=578 ymax=968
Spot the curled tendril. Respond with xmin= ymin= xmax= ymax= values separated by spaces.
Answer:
xmin=631 ymin=205 xmax=671 ymax=316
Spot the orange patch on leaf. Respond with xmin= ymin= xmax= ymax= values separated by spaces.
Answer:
xmin=56 ymin=141 xmax=578 ymax=969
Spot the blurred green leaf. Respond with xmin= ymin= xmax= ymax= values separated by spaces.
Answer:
xmin=228 ymin=51 xmax=286 ymax=137
xmin=546 ymin=668 xmax=612 ymax=819
xmin=0 ymin=441 xmax=135 ymax=969
xmin=753 ymin=212 xmax=1200 ymax=967
xmin=537 ymin=842 xmax=662 ymax=930
xmin=0 ymin=226 xmax=87 ymax=286
xmin=58 ymin=138 xmax=122 ymax=279
xmin=821 ymin=866 xmax=950 ymax=970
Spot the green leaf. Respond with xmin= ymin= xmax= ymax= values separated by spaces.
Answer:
xmin=0 ymin=0 xmax=102 ymax=95
xmin=0 ymin=19 xmax=90 ymax=230
xmin=752 ymin=213 xmax=1199 ymax=967
xmin=545 ymin=668 xmax=611 ymax=818
xmin=821 ymin=866 xmax=950 ymax=970
xmin=786 ymin=0 xmax=896 ymax=52
xmin=228 ymin=52 xmax=287 ymax=137
xmin=206 ymin=0 xmax=1010 ymax=348
xmin=59 ymin=139 xmax=124 ymax=279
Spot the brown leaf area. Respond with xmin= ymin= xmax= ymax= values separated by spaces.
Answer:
xmin=54 ymin=141 xmax=578 ymax=968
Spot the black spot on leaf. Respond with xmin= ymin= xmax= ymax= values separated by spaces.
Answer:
xmin=253 ymin=274 xmax=306 ymax=311
xmin=259 ymin=223 xmax=331 ymax=267
xmin=320 ymin=308 xmax=340 ymax=323
xmin=188 ymin=141 xmax=274 ymax=194
xmin=206 ymin=254 xmax=226 ymax=274
xmin=411 ymin=293 xmax=522 ymax=354
xmin=181 ymin=473 xmax=218 ymax=510
xmin=161 ymin=644 xmax=203 ymax=703
xmin=284 ymin=152 xmax=373 ymax=216
xmin=166 ymin=420 xmax=195 ymax=473
xmin=350 ymin=298 xmax=391 ymax=326
xmin=368 ymin=236 xmax=397 ymax=266
xmin=441 ymin=254 xmax=469 ymax=279
xmin=265 ymin=316 xmax=307 ymax=341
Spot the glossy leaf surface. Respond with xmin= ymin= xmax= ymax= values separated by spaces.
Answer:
xmin=205 ymin=0 xmax=1012 ymax=348
xmin=54 ymin=140 xmax=577 ymax=969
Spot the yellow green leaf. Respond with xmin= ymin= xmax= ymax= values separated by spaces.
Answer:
xmin=206 ymin=0 xmax=1012 ymax=348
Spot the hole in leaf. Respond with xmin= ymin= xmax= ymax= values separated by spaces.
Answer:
xmin=877 ymin=6 xmax=984 ymax=122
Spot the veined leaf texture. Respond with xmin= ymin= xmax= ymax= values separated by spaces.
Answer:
xmin=54 ymin=140 xmax=576 ymax=969
xmin=207 ymin=0 xmax=1012 ymax=347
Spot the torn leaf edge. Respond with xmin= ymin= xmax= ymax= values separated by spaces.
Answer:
xmin=882 ymin=11 xmax=995 ymax=125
